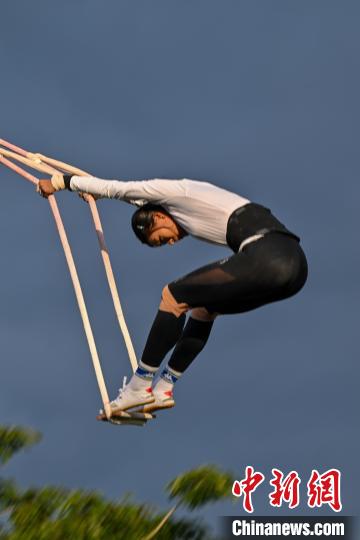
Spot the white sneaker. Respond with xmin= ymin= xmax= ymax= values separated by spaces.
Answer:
xmin=142 ymin=388 xmax=175 ymax=413
xmin=108 ymin=383 xmax=155 ymax=414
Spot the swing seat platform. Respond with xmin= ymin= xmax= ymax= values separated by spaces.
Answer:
xmin=96 ymin=409 xmax=156 ymax=427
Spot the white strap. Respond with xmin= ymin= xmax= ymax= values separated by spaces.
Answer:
xmin=238 ymin=233 xmax=264 ymax=252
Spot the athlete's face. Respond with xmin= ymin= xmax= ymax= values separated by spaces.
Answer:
xmin=146 ymin=212 xmax=183 ymax=247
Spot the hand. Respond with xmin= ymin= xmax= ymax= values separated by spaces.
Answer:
xmin=37 ymin=179 xmax=55 ymax=198
xmin=78 ymin=192 xmax=100 ymax=203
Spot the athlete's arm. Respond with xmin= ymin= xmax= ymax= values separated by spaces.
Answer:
xmin=38 ymin=175 xmax=187 ymax=206
xmin=69 ymin=176 xmax=187 ymax=205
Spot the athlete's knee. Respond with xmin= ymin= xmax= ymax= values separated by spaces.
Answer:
xmin=273 ymin=251 xmax=308 ymax=296
xmin=273 ymin=258 xmax=295 ymax=288
xmin=191 ymin=307 xmax=218 ymax=322
xmin=159 ymin=285 xmax=190 ymax=318
xmin=287 ymin=253 xmax=308 ymax=296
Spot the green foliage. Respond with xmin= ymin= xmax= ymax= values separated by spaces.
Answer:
xmin=0 ymin=485 xmax=208 ymax=539
xmin=0 ymin=427 xmax=41 ymax=466
xmin=0 ymin=487 xmax=207 ymax=540
xmin=167 ymin=465 xmax=235 ymax=510
xmin=0 ymin=425 xmax=212 ymax=540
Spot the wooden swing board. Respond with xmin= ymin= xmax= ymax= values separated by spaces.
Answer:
xmin=100 ymin=417 xmax=146 ymax=427
xmin=96 ymin=409 xmax=156 ymax=426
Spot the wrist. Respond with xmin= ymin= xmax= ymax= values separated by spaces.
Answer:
xmin=51 ymin=174 xmax=73 ymax=191
xmin=63 ymin=175 xmax=72 ymax=189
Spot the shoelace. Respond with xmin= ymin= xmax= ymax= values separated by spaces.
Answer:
xmin=99 ymin=377 xmax=129 ymax=414
xmin=113 ymin=376 xmax=128 ymax=404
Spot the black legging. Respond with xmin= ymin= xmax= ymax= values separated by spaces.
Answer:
xmin=141 ymin=233 xmax=308 ymax=373
xmin=169 ymin=232 xmax=307 ymax=314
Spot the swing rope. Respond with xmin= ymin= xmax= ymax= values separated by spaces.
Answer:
xmin=0 ymin=138 xmax=147 ymax=425
xmin=0 ymin=140 xmax=138 ymax=373
xmin=0 ymin=151 xmax=112 ymax=419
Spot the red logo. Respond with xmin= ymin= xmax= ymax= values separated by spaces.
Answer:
xmin=232 ymin=466 xmax=265 ymax=513
xmin=269 ymin=468 xmax=301 ymax=509
xmin=307 ymin=469 xmax=342 ymax=512
xmin=232 ymin=467 xmax=342 ymax=513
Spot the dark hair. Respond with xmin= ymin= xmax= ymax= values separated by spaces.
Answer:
xmin=131 ymin=204 xmax=169 ymax=244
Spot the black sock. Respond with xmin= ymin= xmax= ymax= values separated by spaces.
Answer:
xmin=167 ymin=317 xmax=213 ymax=374
xmin=141 ymin=310 xmax=186 ymax=368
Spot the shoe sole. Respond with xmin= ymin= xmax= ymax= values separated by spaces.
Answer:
xmin=142 ymin=400 xmax=175 ymax=413
xmin=96 ymin=410 xmax=154 ymax=424
xmin=110 ymin=396 xmax=155 ymax=414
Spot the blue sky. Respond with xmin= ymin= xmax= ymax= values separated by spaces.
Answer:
xmin=1 ymin=0 xmax=359 ymax=528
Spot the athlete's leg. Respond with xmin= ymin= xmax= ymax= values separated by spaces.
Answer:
xmin=168 ymin=309 xmax=216 ymax=372
xmin=116 ymin=234 xmax=307 ymax=410
xmin=109 ymin=288 xmax=190 ymax=411
xmin=128 ymin=290 xmax=218 ymax=405
xmin=141 ymin=311 xmax=186 ymax=368
xmin=139 ymin=284 xmax=190 ymax=371
xmin=140 ymin=234 xmax=307 ymax=375
xmin=122 ymin=286 xmax=190 ymax=401
xmin=168 ymin=234 xmax=308 ymax=314
xmin=156 ymin=309 xmax=216 ymax=388
xmin=144 ymin=309 xmax=216 ymax=412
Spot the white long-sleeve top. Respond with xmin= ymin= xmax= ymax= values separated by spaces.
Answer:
xmin=69 ymin=177 xmax=250 ymax=246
